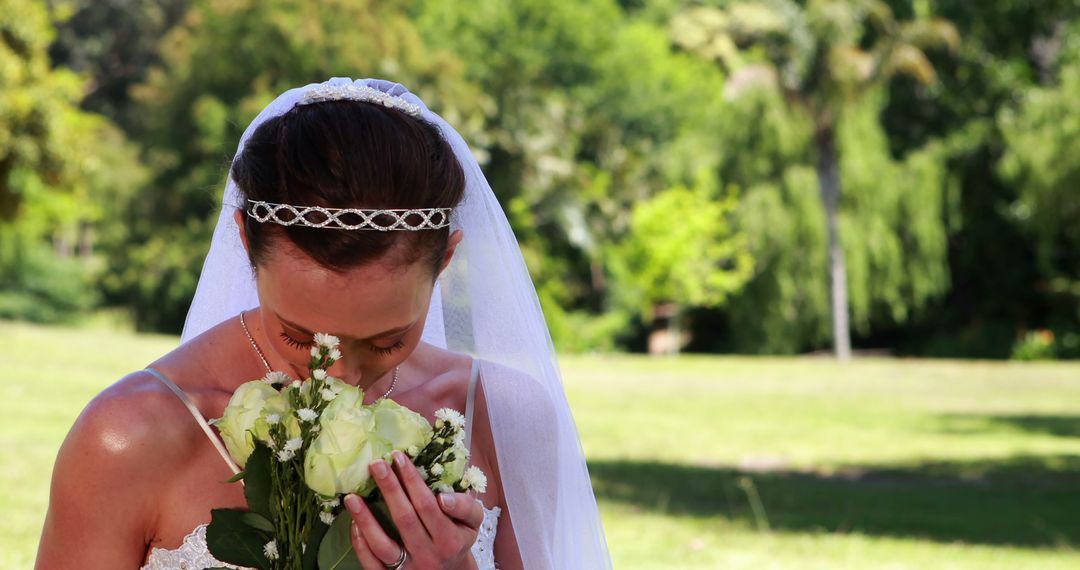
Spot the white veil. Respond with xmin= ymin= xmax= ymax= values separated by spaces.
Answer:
xmin=181 ymin=77 xmax=611 ymax=569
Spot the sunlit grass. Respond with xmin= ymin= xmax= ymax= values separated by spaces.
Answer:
xmin=3 ymin=321 xmax=1079 ymax=568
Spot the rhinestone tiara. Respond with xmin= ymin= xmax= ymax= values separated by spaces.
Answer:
xmin=297 ymin=84 xmax=423 ymax=117
xmin=246 ymin=200 xmax=451 ymax=231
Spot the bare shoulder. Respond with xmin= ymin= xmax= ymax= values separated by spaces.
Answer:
xmin=36 ymin=370 xmax=208 ymax=567
xmin=407 ymin=342 xmax=475 ymax=406
xmin=70 ymin=370 xmax=204 ymax=465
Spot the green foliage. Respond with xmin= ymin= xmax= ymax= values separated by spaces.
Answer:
xmin=608 ymin=173 xmax=753 ymax=318
xmin=26 ymin=0 xmax=1080 ymax=357
xmin=672 ymin=1 xmax=957 ymax=354
xmin=837 ymin=93 xmax=951 ymax=331
xmin=727 ymin=161 xmax=832 ymax=353
xmin=0 ymin=230 xmax=98 ymax=323
xmin=998 ymin=56 xmax=1080 ymax=331
xmin=1010 ymin=330 xmax=1058 ymax=362
xmin=0 ymin=0 xmax=94 ymax=221
xmin=414 ymin=1 xmax=739 ymax=349
xmin=0 ymin=0 xmax=143 ymax=324
xmin=48 ymin=0 xmax=189 ymax=126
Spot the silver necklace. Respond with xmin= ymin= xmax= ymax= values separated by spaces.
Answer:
xmin=238 ymin=311 xmax=399 ymax=400
xmin=239 ymin=310 xmax=271 ymax=373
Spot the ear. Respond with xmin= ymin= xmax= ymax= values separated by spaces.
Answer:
xmin=233 ymin=208 xmax=251 ymax=257
xmin=437 ymin=230 xmax=464 ymax=276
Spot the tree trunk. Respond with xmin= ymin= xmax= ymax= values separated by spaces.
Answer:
xmin=815 ymin=125 xmax=852 ymax=360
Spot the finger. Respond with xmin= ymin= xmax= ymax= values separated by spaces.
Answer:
xmin=438 ymin=492 xmax=486 ymax=530
xmin=371 ymin=458 xmax=435 ymax=553
xmin=345 ymin=494 xmax=403 ymax=566
xmin=350 ymin=519 xmax=389 ymax=570
xmin=391 ymin=451 xmax=455 ymax=537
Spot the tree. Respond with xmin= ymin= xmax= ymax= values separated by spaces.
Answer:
xmin=412 ymin=0 xmax=739 ymax=350
xmin=672 ymin=0 xmax=957 ymax=358
xmin=0 ymin=0 xmax=141 ymax=323
xmin=607 ymin=173 xmax=753 ymax=354
xmin=998 ymin=53 xmax=1080 ymax=356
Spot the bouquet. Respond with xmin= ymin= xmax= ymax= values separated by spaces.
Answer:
xmin=205 ymin=333 xmax=487 ymax=569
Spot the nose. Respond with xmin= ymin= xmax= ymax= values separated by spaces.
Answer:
xmin=325 ymin=358 xmax=363 ymax=386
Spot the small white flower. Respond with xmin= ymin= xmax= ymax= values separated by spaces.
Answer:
xmin=297 ymin=408 xmax=318 ymax=422
xmin=320 ymin=388 xmax=338 ymax=400
xmin=314 ymin=333 xmax=340 ymax=349
xmin=415 ymin=466 xmax=429 ymax=480
xmin=277 ymin=449 xmax=296 ymax=462
xmin=311 ymin=346 xmax=321 ymax=358
xmin=264 ymin=540 xmax=279 ymax=560
xmin=452 ymin=431 xmax=466 ymax=446
xmin=319 ymin=511 xmax=336 ymax=525
xmin=312 ymin=369 xmax=327 ymax=381
xmin=430 ymin=463 xmax=444 ymax=477
xmin=284 ymin=437 xmax=303 ymax=452
xmin=262 ymin=371 xmax=291 ymax=385
xmin=434 ymin=483 xmax=453 ymax=494
xmin=329 ymin=348 xmax=342 ymax=361
xmin=461 ymin=465 xmax=488 ymax=493
xmin=266 ymin=413 xmax=282 ymax=425
xmin=320 ymin=497 xmax=341 ymax=509
xmin=435 ymin=408 xmax=466 ymax=430
xmin=290 ymin=380 xmax=302 ymax=390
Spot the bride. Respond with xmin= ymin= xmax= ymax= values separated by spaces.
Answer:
xmin=36 ymin=78 xmax=611 ymax=569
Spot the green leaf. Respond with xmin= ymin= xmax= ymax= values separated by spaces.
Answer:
xmin=244 ymin=443 xmax=274 ymax=521
xmin=226 ymin=470 xmax=246 ymax=484
xmin=241 ymin=512 xmax=275 ymax=533
xmin=317 ymin=510 xmax=363 ymax=570
xmin=302 ymin=511 xmax=332 ymax=570
xmin=205 ymin=508 xmax=271 ymax=570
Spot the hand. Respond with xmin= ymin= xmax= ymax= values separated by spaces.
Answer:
xmin=345 ymin=451 xmax=484 ymax=569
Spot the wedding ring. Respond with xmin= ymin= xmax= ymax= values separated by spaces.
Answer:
xmin=385 ymin=546 xmax=408 ymax=569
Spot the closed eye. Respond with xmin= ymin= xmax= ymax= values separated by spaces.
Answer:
xmin=279 ymin=331 xmax=313 ymax=350
xmin=369 ymin=340 xmax=405 ymax=355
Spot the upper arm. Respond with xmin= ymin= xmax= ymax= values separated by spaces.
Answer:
xmin=468 ymin=366 xmax=549 ymax=570
xmin=36 ymin=379 xmax=170 ymax=569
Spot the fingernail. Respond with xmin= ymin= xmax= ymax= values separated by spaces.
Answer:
xmin=393 ymin=451 xmax=407 ymax=467
xmin=440 ymin=494 xmax=456 ymax=509
xmin=370 ymin=460 xmax=389 ymax=478
xmin=345 ymin=494 xmax=362 ymax=514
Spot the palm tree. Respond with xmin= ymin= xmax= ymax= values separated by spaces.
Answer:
xmin=672 ymin=0 xmax=957 ymax=359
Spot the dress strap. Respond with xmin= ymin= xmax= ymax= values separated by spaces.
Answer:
xmin=464 ymin=358 xmax=480 ymax=453
xmin=144 ymin=367 xmax=242 ymax=476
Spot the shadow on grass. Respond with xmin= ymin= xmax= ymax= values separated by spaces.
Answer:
xmin=938 ymin=414 xmax=1080 ymax=439
xmin=588 ymin=453 xmax=1080 ymax=548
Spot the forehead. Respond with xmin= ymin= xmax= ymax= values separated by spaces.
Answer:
xmin=256 ymin=243 xmax=432 ymax=338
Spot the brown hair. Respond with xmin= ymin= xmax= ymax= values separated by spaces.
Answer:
xmin=230 ymin=100 xmax=465 ymax=273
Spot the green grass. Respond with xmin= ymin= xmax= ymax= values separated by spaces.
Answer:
xmin=4 ymin=320 xmax=1080 ymax=569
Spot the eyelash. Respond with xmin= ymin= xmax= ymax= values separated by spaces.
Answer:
xmin=279 ymin=331 xmax=313 ymax=350
xmin=370 ymin=340 xmax=406 ymax=356
xmin=279 ymin=331 xmax=405 ymax=355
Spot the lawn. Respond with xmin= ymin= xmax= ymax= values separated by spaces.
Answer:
xmin=3 ymin=320 xmax=1079 ymax=569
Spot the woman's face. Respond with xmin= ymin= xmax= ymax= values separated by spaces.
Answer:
xmin=252 ymin=235 xmax=455 ymax=387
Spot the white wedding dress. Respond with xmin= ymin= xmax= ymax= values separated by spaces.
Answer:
xmin=141 ymin=360 xmax=499 ymax=570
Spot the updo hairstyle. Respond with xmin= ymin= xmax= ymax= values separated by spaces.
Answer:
xmin=230 ymin=100 xmax=466 ymax=274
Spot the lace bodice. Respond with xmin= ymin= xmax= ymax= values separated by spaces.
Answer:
xmin=141 ymin=505 xmax=500 ymax=569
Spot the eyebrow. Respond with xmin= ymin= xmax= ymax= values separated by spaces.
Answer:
xmin=276 ymin=312 xmax=414 ymax=341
